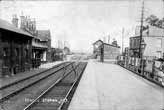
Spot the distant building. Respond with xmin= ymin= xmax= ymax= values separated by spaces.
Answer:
xmin=63 ymin=46 xmax=70 ymax=60
xmin=63 ymin=46 xmax=70 ymax=55
xmin=51 ymin=48 xmax=63 ymax=61
xmin=130 ymin=25 xmax=164 ymax=59
xmin=93 ymin=40 xmax=120 ymax=61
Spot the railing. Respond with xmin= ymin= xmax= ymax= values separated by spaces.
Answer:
xmin=117 ymin=56 xmax=164 ymax=87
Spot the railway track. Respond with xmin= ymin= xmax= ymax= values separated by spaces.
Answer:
xmin=0 ymin=62 xmax=80 ymax=110
xmin=0 ymin=62 xmax=68 ymax=90
xmin=0 ymin=62 xmax=87 ymax=110
xmin=23 ymin=62 xmax=87 ymax=110
xmin=0 ymin=62 xmax=73 ymax=103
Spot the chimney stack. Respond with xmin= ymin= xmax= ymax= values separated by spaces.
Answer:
xmin=12 ymin=14 xmax=18 ymax=27
xmin=20 ymin=14 xmax=26 ymax=30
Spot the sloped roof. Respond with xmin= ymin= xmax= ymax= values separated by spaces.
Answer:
xmin=93 ymin=39 xmax=120 ymax=48
xmin=0 ymin=18 xmax=33 ymax=37
xmin=93 ymin=39 xmax=103 ymax=45
xmin=37 ymin=30 xmax=51 ymax=41
xmin=103 ymin=43 xmax=120 ymax=48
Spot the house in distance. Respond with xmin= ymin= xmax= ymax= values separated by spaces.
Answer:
xmin=93 ymin=39 xmax=120 ymax=62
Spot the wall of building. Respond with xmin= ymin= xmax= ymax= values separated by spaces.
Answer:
xmin=130 ymin=37 xmax=140 ymax=50
xmin=0 ymin=30 xmax=11 ymax=76
xmin=46 ymin=39 xmax=52 ymax=62
xmin=0 ymin=29 xmax=32 ymax=76
xmin=32 ymin=30 xmax=51 ymax=62
xmin=143 ymin=37 xmax=164 ymax=58
xmin=0 ymin=31 xmax=2 ymax=76
xmin=93 ymin=40 xmax=103 ymax=58
xmin=130 ymin=36 xmax=164 ymax=58
xmin=103 ymin=44 xmax=120 ymax=59
xmin=93 ymin=40 xmax=120 ymax=61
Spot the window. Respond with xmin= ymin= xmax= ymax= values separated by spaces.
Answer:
xmin=130 ymin=39 xmax=132 ymax=48
xmin=0 ymin=32 xmax=1 ymax=39
xmin=156 ymin=38 xmax=162 ymax=48
xmin=134 ymin=38 xmax=136 ymax=48
xmin=24 ymin=49 xmax=28 ymax=58
xmin=132 ymin=39 xmax=134 ymax=48
xmin=15 ymin=48 xmax=19 ymax=57
xmin=136 ymin=38 xmax=139 ymax=48
xmin=156 ymin=51 xmax=162 ymax=58
xmin=3 ymin=48 xmax=8 ymax=57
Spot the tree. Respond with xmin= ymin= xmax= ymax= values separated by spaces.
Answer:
xmin=145 ymin=14 xmax=159 ymax=26
xmin=145 ymin=14 xmax=164 ymax=29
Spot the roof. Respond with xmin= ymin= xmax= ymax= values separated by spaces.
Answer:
xmin=32 ymin=43 xmax=48 ymax=49
xmin=93 ymin=39 xmax=120 ymax=48
xmin=103 ymin=42 xmax=120 ymax=48
xmin=135 ymin=25 xmax=164 ymax=37
xmin=93 ymin=39 xmax=103 ymax=45
xmin=0 ymin=18 xmax=33 ymax=37
xmin=37 ymin=30 xmax=51 ymax=41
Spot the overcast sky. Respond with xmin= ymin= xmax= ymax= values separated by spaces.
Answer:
xmin=0 ymin=0 xmax=163 ymax=53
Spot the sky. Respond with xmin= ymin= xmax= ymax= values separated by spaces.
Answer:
xmin=0 ymin=0 xmax=163 ymax=53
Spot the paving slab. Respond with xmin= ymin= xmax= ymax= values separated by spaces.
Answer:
xmin=68 ymin=59 xmax=164 ymax=110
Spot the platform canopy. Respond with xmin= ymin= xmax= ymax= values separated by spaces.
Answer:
xmin=0 ymin=18 xmax=33 ymax=37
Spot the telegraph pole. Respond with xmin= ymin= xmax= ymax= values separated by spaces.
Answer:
xmin=139 ymin=0 xmax=144 ymax=58
xmin=108 ymin=34 xmax=110 ymax=44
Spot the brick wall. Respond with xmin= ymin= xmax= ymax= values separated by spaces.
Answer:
xmin=0 ymin=30 xmax=33 ymax=76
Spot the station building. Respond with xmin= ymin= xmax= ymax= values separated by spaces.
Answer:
xmin=19 ymin=15 xmax=52 ymax=63
xmin=130 ymin=25 xmax=164 ymax=59
xmin=32 ymin=30 xmax=51 ymax=62
xmin=0 ymin=18 xmax=33 ymax=76
xmin=93 ymin=40 xmax=120 ymax=62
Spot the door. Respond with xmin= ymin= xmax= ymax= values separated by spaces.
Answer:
xmin=2 ymin=46 xmax=10 ymax=75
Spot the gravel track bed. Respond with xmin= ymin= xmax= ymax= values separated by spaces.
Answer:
xmin=0 ymin=62 xmax=77 ymax=110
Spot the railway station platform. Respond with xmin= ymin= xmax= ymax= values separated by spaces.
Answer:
xmin=68 ymin=59 xmax=164 ymax=110
xmin=0 ymin=61 xmax=64 ymax=89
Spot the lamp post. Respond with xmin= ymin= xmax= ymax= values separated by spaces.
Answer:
xmin=140 ymin=39 xmax=146 ymax=75
xmin=140 ymin=39 xmax=146 ymax=59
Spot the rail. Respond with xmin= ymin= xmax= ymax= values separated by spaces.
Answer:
xmin=0 ymin=62 xmax=73 ymax=103
xmin=23 ymin=62 xmax=87 ymax=110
